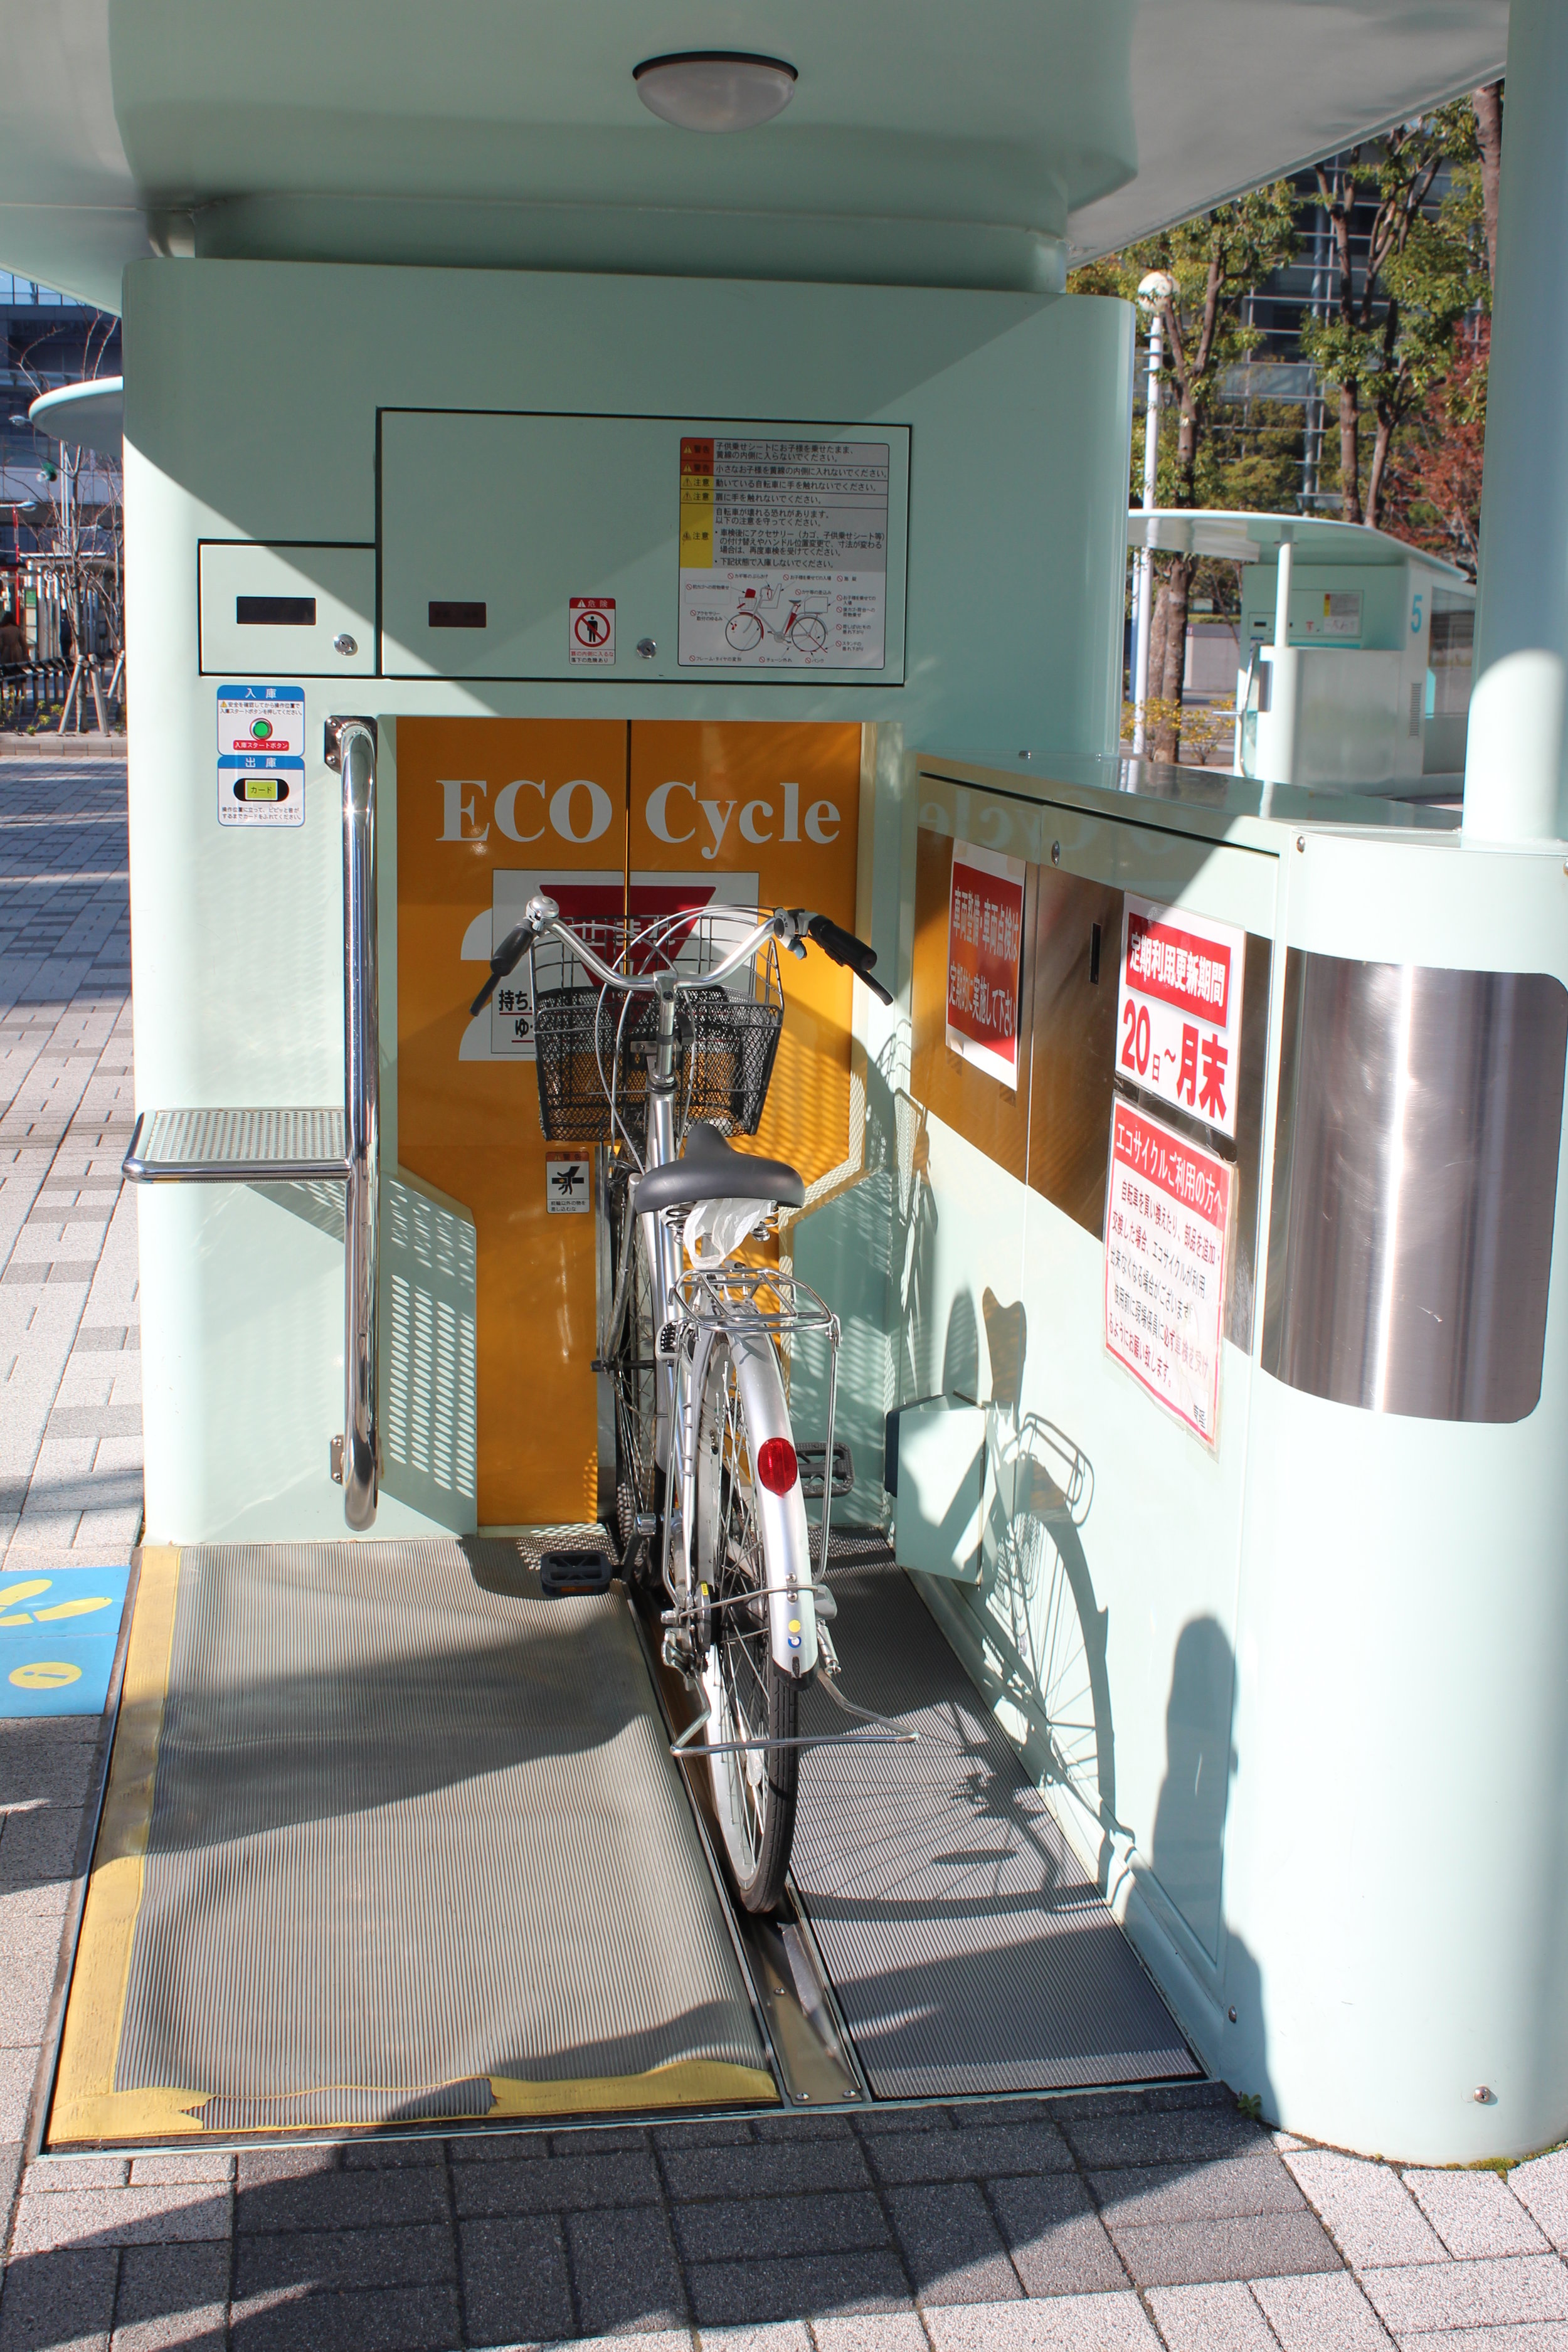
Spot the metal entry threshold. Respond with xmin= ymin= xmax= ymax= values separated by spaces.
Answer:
xmin=788 ymin=1549 xmax=1199 ymax=2099
xmin=47 ymin=1540 xmax=776 ymax=2144
xmin=47 ymin=1536 xmax=1195 ymax=2148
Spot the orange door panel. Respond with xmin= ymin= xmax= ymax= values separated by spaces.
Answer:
xmin=395 ymin=718 xmax=628 ymax=1525
xmin=627 ymin=722 xmax=863 ymax=1191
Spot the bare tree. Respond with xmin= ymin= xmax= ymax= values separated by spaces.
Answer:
xmin=13 ymin=309 xmax=124 ymax=725
xmin=1472 ymin=83 xmax=1503 ymax=282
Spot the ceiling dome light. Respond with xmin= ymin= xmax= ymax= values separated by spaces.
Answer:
xmin=633 ymin=51 xmax=797 ymax=134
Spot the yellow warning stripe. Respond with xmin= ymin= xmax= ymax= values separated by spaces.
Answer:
xmin=51 ymin=2060 xmax=778 ymax=2144
xmin=48 ymin=1547 xmax=186 ymax=2146
xmin=488 ymin=2058 xmax=778 ymax=2119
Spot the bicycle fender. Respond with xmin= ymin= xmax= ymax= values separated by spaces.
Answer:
xmin=729 ymin=1333 xmax=820 ymax=1679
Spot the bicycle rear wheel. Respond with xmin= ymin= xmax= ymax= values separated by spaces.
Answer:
xmin=693 ymin=1333 xmax=798 ymax=1914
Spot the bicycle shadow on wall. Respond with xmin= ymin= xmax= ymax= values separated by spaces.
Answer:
xmin=972 ymin=1286 xmax=1125 ymax=1894
xmin=889 ymin=1074 xmax=941 ymax=1407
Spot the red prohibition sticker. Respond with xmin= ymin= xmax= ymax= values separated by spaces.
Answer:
xmin=568 ymin=598 xmax=615 ymax=666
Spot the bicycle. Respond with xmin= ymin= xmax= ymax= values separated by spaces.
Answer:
xmin=724 ymin=588 xmax=830 ymax=658
xmin=472 ymin=892 xmax=904 ymax=1911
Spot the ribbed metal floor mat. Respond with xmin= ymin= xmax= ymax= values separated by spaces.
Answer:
xmin=51 ymin=1541 xmax=772 ymax=2141
xmin=795 ymin=1553 xmax=1198 ymax=2099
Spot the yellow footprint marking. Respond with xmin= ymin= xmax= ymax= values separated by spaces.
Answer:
xmin=9 ymin=1661 xmax=82 ymax=1690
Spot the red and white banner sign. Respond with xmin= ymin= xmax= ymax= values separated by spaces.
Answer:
xmin=946 ymin=840 xmax=1025 ymax=1091
xmin=1116 ymin=895 xmax=1245 ymax=1139
xmin=1104 ymin=1099 xmax=1232 ymax=1449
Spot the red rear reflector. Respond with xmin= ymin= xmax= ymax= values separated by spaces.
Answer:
xmin=756 ymin=1438 xmax=798 ymax=1495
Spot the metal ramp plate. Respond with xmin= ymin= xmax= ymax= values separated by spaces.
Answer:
xmin=123 ymin=1107 xmax=348 ymax=1181
xmin=794 ymin=1552 xmax=1200 ymax=2099
xmin=50 ymin=1541 xmax=773 ymax=2142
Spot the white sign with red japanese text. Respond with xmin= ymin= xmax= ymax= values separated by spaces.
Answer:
xmin=1116 ymin=896 xmax=1245 ymax=1140
xmin=1104 ymin=1099 xmax=1233 ymax=1450
xmin=946 ymin=840 xmax=1025 ymax=1090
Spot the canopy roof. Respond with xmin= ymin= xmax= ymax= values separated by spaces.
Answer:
xmin=0 ymin=1 xmax=1508 ymax=312
xmin=28 ymin=377 xmax=124 ymax=457
xmin=1128 ymin=510 xmax=1473 ymax=580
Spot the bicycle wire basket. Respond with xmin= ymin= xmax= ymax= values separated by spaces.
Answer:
xmin=530 ymin=913 xmax=785 ymax=1147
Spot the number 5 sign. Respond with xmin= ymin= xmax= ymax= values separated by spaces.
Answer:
xmin=1116 ymin=896 xmax=1246 ymax=1140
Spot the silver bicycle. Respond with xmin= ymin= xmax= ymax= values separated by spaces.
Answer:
xmin=472 ymin=892 xmax=899 ymax=1912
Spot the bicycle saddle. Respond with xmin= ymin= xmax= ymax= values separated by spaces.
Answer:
xmin=634 ymin=1121 xmax=805 ymax=1217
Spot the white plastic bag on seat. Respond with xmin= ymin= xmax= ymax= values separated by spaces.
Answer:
xmin=683 ymin=1195 xmax=771 ymax=1269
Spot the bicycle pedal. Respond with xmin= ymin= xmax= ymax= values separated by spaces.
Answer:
xmin=538 ymin=1549 xmax=615 ymax=1598
xmin=798 ymin=1440 xmax=855 ymax=1499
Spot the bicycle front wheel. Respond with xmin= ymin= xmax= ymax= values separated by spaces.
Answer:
xmin=606 ymin=1160 xmax=661 ymax=1596
xmin=693 ymin=1333 xmax=798 ymax=1913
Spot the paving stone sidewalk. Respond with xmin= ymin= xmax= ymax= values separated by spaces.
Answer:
xmin=0 ymin=758 xmax=141 ymax=1574
xmin=4 ymin=761 xmax=1568 ymax=2352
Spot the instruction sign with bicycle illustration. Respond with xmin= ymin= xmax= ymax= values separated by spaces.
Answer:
xmin=1115 ymin=895 xmax=1245 ymax=1139
xmin=677 ymin=435 xmax=891 ymax=670
xmin=1104 ymin=1100 xmax=1233 ymax=1450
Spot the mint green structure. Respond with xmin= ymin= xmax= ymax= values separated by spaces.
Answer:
xmin=11 ymin=0 xmax=1568 ymax=2174
xmin=122 ymin=258 xmax=1131 ymax=1544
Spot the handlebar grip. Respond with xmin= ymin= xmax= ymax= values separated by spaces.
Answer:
xmin=807 ymin=914 xmax=894 ymax=1008
xmin=469 ymin=919 xmax=534 ymax=1017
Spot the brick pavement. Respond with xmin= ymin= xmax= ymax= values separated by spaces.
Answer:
xmin=0 ymin=758 xmax=141 ymax=1574
xmin=4 ymin=761 xmax=1568 ymax=2351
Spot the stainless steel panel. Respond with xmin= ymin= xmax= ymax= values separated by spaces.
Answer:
xmin=1261 ymin=951 xmax=1568 ymax=1422
xmin=1227 ymin=933 xmax=1272 ymax=1352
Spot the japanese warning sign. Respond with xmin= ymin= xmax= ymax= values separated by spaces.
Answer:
xmin=546 ymin=1155 xmax=591 ymax=1214
xmin=945 ymin=840 xmax=1025 ymax=1090
xmin=677 ymin=436 xmax=889 ymax=669
xmin=569 ymin=597 xmax=615 ymax=666
xmin=1104 ymin=1100 xmax=1233 ymax=1449
xmin=1116 ymin=896 xmax=1245 ymax=1139
xmin=216 ymin=683 xmax=305 ymax=828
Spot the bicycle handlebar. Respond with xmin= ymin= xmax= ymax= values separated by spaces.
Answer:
xmin=804 ymin=914 xmax=894 ymax=1006
xmin=469 ymin=896 xmax=893 ymax=1017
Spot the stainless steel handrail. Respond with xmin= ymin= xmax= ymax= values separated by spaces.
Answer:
xmin=338 ymin=720 xmax=379 ymax=1531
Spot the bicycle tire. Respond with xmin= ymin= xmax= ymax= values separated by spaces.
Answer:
xmin=725 ymin=611 xmax=765 ymax=652
xmin=693 ymin=1333 xmax=798 ymax=1912
xmin=606 ymin=1163 xmax=662 ymax=1597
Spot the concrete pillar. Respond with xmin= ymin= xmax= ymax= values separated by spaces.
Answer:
xmin=1465 ymin=0 xmax=1568 ymax=842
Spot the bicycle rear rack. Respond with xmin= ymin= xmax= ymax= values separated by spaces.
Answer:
xmin=120 ymin=716 xmax=381 ymax=1529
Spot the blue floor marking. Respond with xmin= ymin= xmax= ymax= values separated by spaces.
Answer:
xmin=0 ymin=1565 xmax=133 ymax=1715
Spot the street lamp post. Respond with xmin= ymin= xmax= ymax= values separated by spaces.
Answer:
xmin=1131 ymin=271 xmax=1174 ymax=758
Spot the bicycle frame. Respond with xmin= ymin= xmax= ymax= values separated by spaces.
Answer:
xmin=529 ymin=898 xmax=825 ymax=1685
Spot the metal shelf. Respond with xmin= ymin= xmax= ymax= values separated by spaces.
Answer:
xmin=123 ymin=1107 xmax=348 ymax=1184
